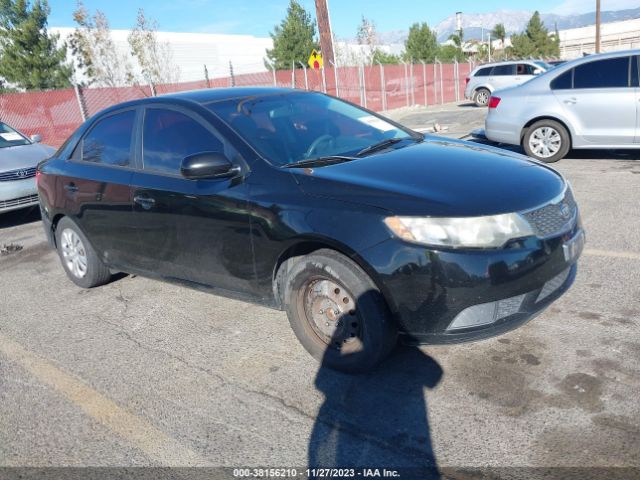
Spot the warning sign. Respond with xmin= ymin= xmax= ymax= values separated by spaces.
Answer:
xmin=308 ymin=49 xmax=323 ymax=69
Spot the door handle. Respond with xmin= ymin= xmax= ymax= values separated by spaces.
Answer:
xmin=564 ymin=98 xmax=577 ymax=105
xmin=133 ymin=195 xmax=156 ymax=210
xmin=63 ymin=183 xmax=78 ymax=193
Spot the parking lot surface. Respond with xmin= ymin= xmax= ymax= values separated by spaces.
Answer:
xmin=1 ymin=107 xmax=639 ymax=477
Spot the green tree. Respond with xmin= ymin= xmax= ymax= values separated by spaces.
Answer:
xmin=0 ymin=0 xmax=71 ymax=90
xmin=437 ymin=44 xmax=464 ymax=62
xmin=509 ymin=11 xmax=559 ymax=58
xmin=265 ymin=0 xmax=319 ymax=70
xmin=448 ymin=28 xmax=464 ymax=48
xmin=492 ymin=23 xmax=506 ymax=48
xmin=404 ymin=22 xmax=438 ymax=62
xmin=371 ymin=48 xmax=400 ymax=64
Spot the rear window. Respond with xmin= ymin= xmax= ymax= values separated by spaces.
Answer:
xmin=573 ymin=57 xmax=630 ymax=89
xmin=475 ymin=67 xmax=492 ymax=77
xmin=632 ymin=56 xmax=639 ymax=87
xmin=81 ymin=110 xmax=135 ymax=166
xmin=551 ymin=70 xmax=573 ymax=90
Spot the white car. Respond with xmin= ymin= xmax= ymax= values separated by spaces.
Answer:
xmin=0 ymin=122 xmax=55 ymax=213
xmin=465 ymin=60 xmax=550 ymax=107
xmin=484 ymin=50 xmax=640 ymax=163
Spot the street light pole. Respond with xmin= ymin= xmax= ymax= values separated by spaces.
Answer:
xmin=595 ymin=0 xmax=601 ymax=53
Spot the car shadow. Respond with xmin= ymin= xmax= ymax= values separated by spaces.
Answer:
xmin=469 ymin=140 xmax=640 ymax=162
xmin=0 ymin=206 xmax=41 ymax=230
xmin=308 ymin=333 xmax=443 ymax=478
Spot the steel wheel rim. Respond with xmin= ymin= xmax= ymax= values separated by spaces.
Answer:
xmin=301 ymin=277 xmax=361 ymax=349
xmin=477 ymin=90 xmax=489 ymax=105
xmin=61 ymin=228 xmax=88 ymax=279
xmin=529 ymin=126 xmax=562 ymax=158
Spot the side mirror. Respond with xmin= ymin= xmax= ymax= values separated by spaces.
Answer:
xmin=533 ymin=68 xmax=543 ymax=75
xmin=180 ymin=152 xmax=240 ymax=180
xmin=30 ymin=134 xmax=42 ymax=143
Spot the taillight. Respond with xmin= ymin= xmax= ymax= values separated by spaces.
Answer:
xmin=488 ymin=96 xmax=501 ymax=109
xmin=35 ymin=170 xmax=41 ymax=185
xmin=465 ymin=77 xmax=470 ymax=85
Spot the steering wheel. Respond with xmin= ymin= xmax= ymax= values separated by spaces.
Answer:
xmin=304 ymin=134 xmax=334 ymax=158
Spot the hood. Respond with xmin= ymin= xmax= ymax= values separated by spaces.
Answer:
xmin=293 ymin=138 xmax=565 ymax=217
xmin=0 ymin=143 xmax=56 ymax=171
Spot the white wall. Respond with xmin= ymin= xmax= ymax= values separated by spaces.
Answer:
xmin=558 ymin=18 xmax=640 ymax=59
xmin=51 ymin=27 xmax=273 ymax=83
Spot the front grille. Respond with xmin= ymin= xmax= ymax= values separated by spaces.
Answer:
xmin=0 ymin=194 xmax=39 ymax=209
xmin=522 ymin=188 xmax=577 ymax=238
xmin=0 ymin=167 xmax=36 ymax=182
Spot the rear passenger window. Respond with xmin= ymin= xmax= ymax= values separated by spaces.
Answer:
xmin=143 ymin=109 xmax=225 ymax=175
xmin=573 ymin=57 xmax=630 ymax=89
xmin=82 ymin=110 xmax=135 ymax=166
xmin=490 ymin=65 xmax=515 ymax=76
xmin=475 ymin=67 xmax=492 ymax=77
xmin=551 ymin=70 xmax=573 ymax=90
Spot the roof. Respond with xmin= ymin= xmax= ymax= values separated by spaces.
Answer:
xmin=161 ymin=87 xmax=299 ymax=104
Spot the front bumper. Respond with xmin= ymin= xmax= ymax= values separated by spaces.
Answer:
xmin=360 ymin=224 xmax=583 ymax=344
xmin=0 ymin=178 xmax=38 ymax=212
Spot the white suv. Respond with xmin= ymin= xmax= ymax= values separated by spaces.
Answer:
xmin=465 ymin=60 xmax=550 ymax=106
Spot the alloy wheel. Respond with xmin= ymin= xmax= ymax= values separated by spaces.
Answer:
xmin=60 ymin=228 xmax=88 ymax=279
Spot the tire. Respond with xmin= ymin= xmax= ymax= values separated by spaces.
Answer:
xmin=282 ymin=249 xmax=397 ymax=373
xmin=55 ymin=217 xmax=111 ymax=288
xmin=522 ymin=119 xmax=570 ymax=163
xmin=474 ymin=88 xmax=490 ymax=107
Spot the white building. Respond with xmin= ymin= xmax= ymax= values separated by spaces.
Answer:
xmin=51 ymin=27 xmax=273 ymax=83
xmin=557 ymin=18 xmax=640 ymax=59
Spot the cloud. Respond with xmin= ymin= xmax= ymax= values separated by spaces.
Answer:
xmin=552 ymin=0 xmax=640 ymax=15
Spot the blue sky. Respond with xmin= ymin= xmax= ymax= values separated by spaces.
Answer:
xmin=47 ymin=0 xmax=639 ymax=37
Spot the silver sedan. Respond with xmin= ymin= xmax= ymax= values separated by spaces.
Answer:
xmin=0 ymin=122 xmax=55 ymax=213
xmin=484 ymin=49 xmax=640 ymax=162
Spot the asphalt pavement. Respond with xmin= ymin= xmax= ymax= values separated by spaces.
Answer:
xmin=0 ymin=104 xmax=639 ymax=479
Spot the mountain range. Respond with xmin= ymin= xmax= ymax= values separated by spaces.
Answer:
xmin=372 ymin=6 xmax=640 ymax=44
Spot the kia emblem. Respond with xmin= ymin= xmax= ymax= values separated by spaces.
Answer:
xmin=17 ymin=170 xmax=28 ymax=178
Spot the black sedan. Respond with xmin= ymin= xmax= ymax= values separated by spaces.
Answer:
xmin=37 ymin=88 xmax=584 ymax=372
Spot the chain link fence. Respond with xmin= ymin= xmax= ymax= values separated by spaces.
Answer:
xmin=0 ymin=60 xmax=476 ymax=148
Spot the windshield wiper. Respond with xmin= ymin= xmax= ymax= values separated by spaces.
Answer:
xmin=281 ymin=155 xmax=357 ymax=169
xmin=355 ymin=137 xmax=407 ymax=157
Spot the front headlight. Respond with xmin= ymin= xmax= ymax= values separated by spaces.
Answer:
xmin=384 ymin=213 xmax=534 ymax=249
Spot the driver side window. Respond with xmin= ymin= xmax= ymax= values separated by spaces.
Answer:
xmin=143 ymin=108 xmax=226 ymax=175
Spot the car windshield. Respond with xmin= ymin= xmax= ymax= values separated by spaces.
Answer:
xmin=208 ymin=92 xmax=414 ymax=166
xmin=0 ymin=122 xmax=30 ymax=149
xmin=534 ymin=61 xmax=552 ymax=71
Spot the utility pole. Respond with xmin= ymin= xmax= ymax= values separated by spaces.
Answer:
xmin=595 ymin=0 xmax=601 ymax=53
xmin=315 ymin=0 xmax=335 ymax=66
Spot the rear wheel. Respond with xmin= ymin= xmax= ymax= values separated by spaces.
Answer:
xmin=474 ymin=88 xmax=490 ymax=107
xmin=523 ymin=119 xmax=570 ymax=163
xmin=55 ymin=217 xmax=111 ymax=288
xmin=282 ymin=249 xmax=397 ymax=373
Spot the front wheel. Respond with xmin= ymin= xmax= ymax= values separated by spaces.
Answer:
xmin=522 ymin=120 xmax=570 ymax=163
xmin=283 ymin=249 xmax=397 ymax=373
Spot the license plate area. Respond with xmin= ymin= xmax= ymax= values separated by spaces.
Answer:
xmin=563 ymin=229 xmax=585 ymax=263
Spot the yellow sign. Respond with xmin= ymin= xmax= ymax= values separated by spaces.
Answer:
xmin=308 ymin=49 xmax=323 ymax=69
